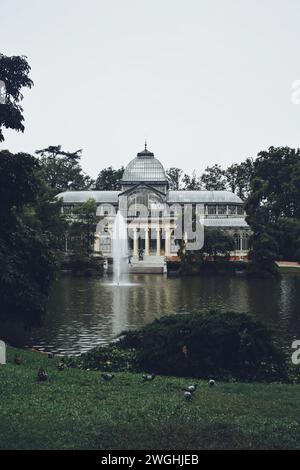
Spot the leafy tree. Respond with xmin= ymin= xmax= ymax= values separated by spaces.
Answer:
xmin=247 ymin=147 xmax=300 ymax=220
xmin=36 ymin=145 xmax=93 ymax=193
xmin=247 ymin=231 xmax=279 ymax=278
xmin=236 ymin=158 xmax=253 ymax=199
xmin=0 ymin=150 xmax=64 ymax=325
xmin=95 ymin=166 xmax=124 ymax=190
xmin=69 ymin=198 xmax=99 ymax=256
xmin=0 ymin=54 xmax=33 ymax=142
xmin=166 ymin=167 xmax=184 ymax=190
xmin=224 ymin=163 xmax=239 ymax=194
xmin=166 ymin=160 xmax=253 ymax=197
xmin=276 ymin=218 xmax=300 ymax=262
xmin=200 ymin=164 xmax=227 ymax=190
xmin=182 ymin=171 xmax=201 ymax=190
xmin=33 ymin=177 xmax=68 ymax=251
xmin=203 ymin=228 xmax=235 ymax=260
xmin=245 ymin=146 xmax=300 ymax=276
xmin=177 ymin=239 xmax=204 ymax=274
xmin=177 ymin=229 xmax=234 ymax=272
xmin=225 ymin=159 xmax=253 ymax=200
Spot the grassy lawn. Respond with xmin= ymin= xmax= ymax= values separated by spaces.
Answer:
xmin=278 ymin=266 xmax=300 ymax=273
xmin=0 ymin=346 xmax=299 ymax=450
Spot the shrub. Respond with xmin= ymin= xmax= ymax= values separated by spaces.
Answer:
xmin=118 ymin=311 xmax=288 ymax=381
xmin=61 ymin=253 xmax=104 ymax=276
xmin=74 ymin=345 xmax=137 ymax=372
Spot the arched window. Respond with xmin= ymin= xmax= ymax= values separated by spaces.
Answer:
xmin=127 ymin=189 xmax=164 ymax=217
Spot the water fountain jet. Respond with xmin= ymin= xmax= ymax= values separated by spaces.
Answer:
xmin=112 ymin=211 xmax=129 ymax=286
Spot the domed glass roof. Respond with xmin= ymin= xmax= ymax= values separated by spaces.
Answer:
xmin=122 ymin=144 xmax=167 ymax=182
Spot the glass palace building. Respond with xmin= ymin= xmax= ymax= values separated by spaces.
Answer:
xmin=57 ymin=145 xmax=250 ymax=265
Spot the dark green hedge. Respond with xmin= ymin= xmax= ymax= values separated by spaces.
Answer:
xmin=118 ymin=311 xmax=287 ymax=381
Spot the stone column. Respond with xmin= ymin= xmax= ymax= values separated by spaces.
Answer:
xmin=239 ymin=233 xmax=243 ymax=252
xmin=165 ymin=227 xmax=171 ymax=256
xmin=156 ymin=227 xmax=161 ymax=256
xmin=108 ymin=228 xmax=113 ymax=255
xmin=145 ymin=227 xmax=150 ymax=256
xmin=133 ymin=227 xmax=138 ymax=257
xmin=94 ymin=234 xmax=100 ymax=253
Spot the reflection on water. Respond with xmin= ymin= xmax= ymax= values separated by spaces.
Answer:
xmin=2 ymin=274 xmax=300 ymax=355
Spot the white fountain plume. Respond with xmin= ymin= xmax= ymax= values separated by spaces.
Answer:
xmin=112 ymin=211 xmax=128 ymax=286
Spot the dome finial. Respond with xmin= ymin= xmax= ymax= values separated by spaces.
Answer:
xmin=145 ymin=139 xmax=147 ymax=151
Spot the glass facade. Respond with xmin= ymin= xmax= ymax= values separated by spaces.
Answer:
xmin=228 ymin=205 xmax=237 ymax=215
xmin=218 ymin=205 xmax=227 ymax=214
xmin=62 ymin=205 xmax=74 ymax=215
xmin=57 ymin=145 xmax=250 ymax=258
xmin=122 ymin=152 xmax=167 ymax=183
xmin=207 ymin=205 xmax=217 ymax=215
xmin=100 ymin=235 xmax=111 ymax=253
xmin=127 ymin=190 xmax=164 ymax=217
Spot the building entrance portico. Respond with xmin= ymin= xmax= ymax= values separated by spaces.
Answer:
xmin=128 ymin=221 xmax=174 ymax=258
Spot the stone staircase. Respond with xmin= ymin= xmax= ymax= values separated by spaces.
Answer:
xmin=129 ymin=255 xmax=166 ymax=274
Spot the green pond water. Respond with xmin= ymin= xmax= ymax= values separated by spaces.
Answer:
xmin=2 ymin=274 xmax=300 ymax=355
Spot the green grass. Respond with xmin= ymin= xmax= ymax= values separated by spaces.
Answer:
xmin=277 ymin=266 xmax=300 ymax=273
xmin=0 ymin=346 xmax=300 ymax=450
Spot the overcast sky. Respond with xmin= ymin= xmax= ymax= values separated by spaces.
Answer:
xmin=1 ymin=0 xmax=300 ymax=178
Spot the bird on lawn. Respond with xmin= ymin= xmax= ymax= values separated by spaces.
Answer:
xmin=48 ymin=352 xmax=54 ymax=359
xmin=183 ymin=391 xmax=193 ymax=401
xmin=142 ymin=374 xmax=155 ymax=382
xmin=101 ymin=373 xmax=114 ymax=381
xmin=183 ymin=384 xmax=197 ymax=393
xmin=57 ymin=361 xmax=66 ymax=371
xmin=37 ymin=367 xmax=49 ymax=382
xmin=14 ymin=354 xmax=22 ymax=365
xmin=208 ymin=379 xmax=216 ymax=387
xmin=67 ymin=360 xmax=77 ymax=368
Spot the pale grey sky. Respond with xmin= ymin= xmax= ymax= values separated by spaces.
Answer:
xmin=1 ymin=0 xmax=300 ymax=178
